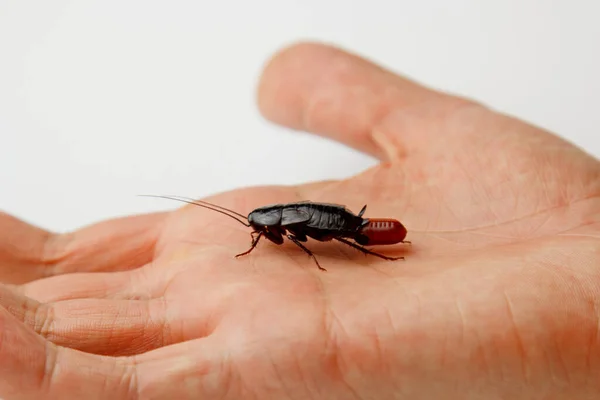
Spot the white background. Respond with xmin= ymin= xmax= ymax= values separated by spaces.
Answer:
xmin=1 ymin=1 xmax=599 ymax=233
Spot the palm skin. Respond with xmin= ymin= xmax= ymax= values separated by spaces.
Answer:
xmin=1 ymin=42 xmax=600 ymax=400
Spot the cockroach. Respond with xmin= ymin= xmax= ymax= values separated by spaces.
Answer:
xmin=141 ymin=194 xmax=410 ymax=271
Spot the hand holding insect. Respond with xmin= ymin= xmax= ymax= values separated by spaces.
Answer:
xmin=1 ymin=42 xmax=600 ymax=400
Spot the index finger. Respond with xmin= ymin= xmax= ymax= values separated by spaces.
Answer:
xmin=0 ymin=211 xmax=167 ymax=284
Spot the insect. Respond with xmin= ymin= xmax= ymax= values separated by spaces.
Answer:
xmin=141 ymin=195 xmax=410 ymax=271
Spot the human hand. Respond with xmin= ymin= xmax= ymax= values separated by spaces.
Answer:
xmin=1 ymin=42 xmax=600 ymax=400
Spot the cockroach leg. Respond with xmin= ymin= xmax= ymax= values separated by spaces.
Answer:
xmin=286 ymin=234 xmax=327 ymax=272
xmin=335 ymin=237 xmax=404 ymax=261
xmin=235 ymin=231 xmax=263 ymax=258
xmin=250 ymin=230 xmax=260 ymax=243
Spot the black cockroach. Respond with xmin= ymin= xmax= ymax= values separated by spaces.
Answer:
xmin=141 ymin=194 xmax=410 ymax=271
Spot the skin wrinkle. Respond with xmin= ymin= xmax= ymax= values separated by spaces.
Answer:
xmin=291 ymin=350 xmax=312 ymax=400
xmin=126 ymin=267 xmax=150 ymax=301
xmin=530 ymin=210 xmax=554 ymax=238
xmin=549 ymin=267 xmax=588 ymax=388
xmin=471 ymin=317 xmax=491 ymax=386
xmin=40 ymin=231 xmax=67 ymax=278
xmin=113 ymin=270 xmax=152 ymax=301
xmin=552 ymin=331 xmax=571 ymax=389
xmin=100 ymin=305 xmax=116 ymax=352
xmin=0 ymin=314 xmax=4 ymax=359
xmin=508 ymin=163 xmax=522 ymax=223
xmin=502 ymin=291 xmax=529 ymax=385
xmin=154 ymin=297 xmax=170 ymax=350
xmin=379 ymin=305 xmax=395 ymax=375
xmin=146 ymin=341 xmax=229 ymax=399
xmin=562 ymin=166 xmax=578 ymax=205
xmin=546 ymin=339 xmax=567 ymax=384
xmin=586 ymin=300 xmax=600 ymax=385
xmin=425 ymin=224 xmax=600 ymax=261
xmin=400 ymin=161 xmax=415 ymax=222
xmin=416 ymin=195 xmax=600 ymax=234
xmin=367 ymin=258 xmax=397 ymax=279
xmin=465 ymin=231 xmax=518 ymax=240
xmin=370 ymin=312 xmax=385 ymax=379
xmin=266 ymin=346 xmax=293 ymax=400
xmin=454 ymin=108 xmax=521 ymax=151
xmin=216 ymin=355 xmax=232 ymax=400
xmin=149 ymin=214 xmax=169 ymax=261
xmin=123 ymin=360 xmax=140 ymax=400
xmin=368 ymin=102 xmax=418 ymax=162
xmin=537 ymin=158 xmax=554 ymax=217
xmin=424 ymin=233 xmax=472 ymax=247
xmin=157 ymin=260 xmax=195 ymax=301
xmin=441 ymin=190 xmax=465 ymax=230
xmin=371 ymin=129 xmax=402 ymax=162
xmin=456 ymin=151 xmax=505 ymax=227
xmin=112 ymin=359 xmax=138 ymax=400
xmin=35 ymin=302 xmax=55 ymax=343
xmin=320 ymin=290 xmax=339 ymax=396
xmin=358 ymin=85 xmax=394 ymax=159
xmin=41 ymin=342 xmax=58 ymax=394
xmin=326 ymin=309 xmax=363 ymax=400
xmin=428 ymin=184 xmax=443 ymax=234
xmin=558 ymin=231 xmax=600 ymax=240
xmin=529 ymin=251 xmax=600 ymax=390
xmin=426 ymin=100 xmax=474 ymax=150
xmin=1 ymin=286 xmax=27 ymax=322
xmin=454 ymin=299 xmax=467 ymax=355
xmin=455 ymin=145 xmax=526 ymax=232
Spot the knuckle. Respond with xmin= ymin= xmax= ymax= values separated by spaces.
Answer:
xmin=33 ymin=304 xmax=56 ymax=339
xmin=40 ymin=232 xmax=76 ymax=276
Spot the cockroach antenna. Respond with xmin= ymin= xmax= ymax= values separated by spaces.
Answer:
xmin=137 ymin=194 xmax=250 ymax=226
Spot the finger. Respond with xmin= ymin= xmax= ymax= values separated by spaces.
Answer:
xmin=2 ymin=283 xmax=167 ymax=356
xmin=257 ymin=41 xmax=475 ymax=160
xmin=45 ymin=211 xmax=168 ymax=276
xmin=0 ymin=210 xmax=167 ymax=284
xmin=0 ymin=306 xmax=136 ymax=400
xmin=3 ymin=280 xmax=218 ymax=358
xmin=257 ymin=41 xmax=572 ymax=162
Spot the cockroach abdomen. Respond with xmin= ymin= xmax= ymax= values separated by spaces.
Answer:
xmin=359 ymin=218 xmax=407 ymax=245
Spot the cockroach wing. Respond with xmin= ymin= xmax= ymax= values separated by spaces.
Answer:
xmin=281 ymin=208 xmax=311 ymax=225
xmin=249 ymin=208 xmax=283 ymax=226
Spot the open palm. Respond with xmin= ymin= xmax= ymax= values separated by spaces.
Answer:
xmin=2 ymin=42 xmax=600 ymax=400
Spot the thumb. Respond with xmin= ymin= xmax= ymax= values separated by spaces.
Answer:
xmin=256 ymin=41 xmax=574 ymax=162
